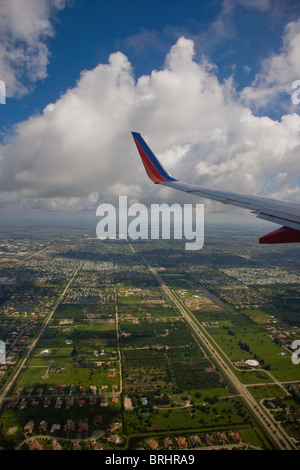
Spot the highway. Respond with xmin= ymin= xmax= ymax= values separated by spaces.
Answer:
xmin=133 ymin=246 xmax=296 ymax=451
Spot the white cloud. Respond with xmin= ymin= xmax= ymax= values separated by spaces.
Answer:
xmin=0 ymin=36 xmax=299 ymax=217
xmin=240 ymin=18 xmax=300 ymax=110
xmin=0 ymin=0 xmax=68 ymax=98
xmin=232 ymin=0 xmax=271 ymax=10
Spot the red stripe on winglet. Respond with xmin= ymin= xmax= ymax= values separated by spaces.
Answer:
xmin=259 ymin=226 xmax=300 ymax=244
xmin=134 ymin=138 xmax=170 ymax=183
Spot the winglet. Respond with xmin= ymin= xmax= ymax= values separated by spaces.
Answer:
xmin=132 ymin=132 xmax=177 ymax=183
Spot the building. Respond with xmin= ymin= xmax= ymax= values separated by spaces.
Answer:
xmin=190 ymin=435 xmax=201 ymax=448
xmin=55 ymin=398 xmax=62 ymax=408
xmin=175 ymin=437 xmax=188 ymax=449
xmin=107 ymin=422 xmax=121 ymax=432
xmin=204 ymin=434 xmax=214 ymax=446
xmin=217 ymin=433 xmax=229 ymax=445
xmin=64 ymin=420 xmax=75 ymax=432
xmin=66 ymin=397 xmax=74 ymax=408
xmin=24 ymin=421 xmax=34 ymax=434
xmin=91 ymin=440 xmax=103 ymax=450
xmin=78 ymin=419 xmax=89 ymax=433
xmin=18 ymin=399 xmax=28 ymax=410
xmin=100 ymin=397 xmax=108 ymax=407
xmin=93 ymin=415 xmax=103 ymax=427
xmin=147 ymin=439 xmax=159 ymax=450
xmin=7 ymin=400 xmax=18 ymax=408
xmin=107 ymin=435 xmax=122 ymax=445
xmin=50 ymin=424 xmax=61 ymax=434
xmin=228 ymin=431 xmax=242 ymax=443
xmin=38 ymin=421 xmax=47 ymax=432
xmin=245 ymin=359 xmax=260 ymax=367
xmin=163 ymin=437 xmax=173 ymax=449
xmin=43 ymin=398 xmax=51 ymax=408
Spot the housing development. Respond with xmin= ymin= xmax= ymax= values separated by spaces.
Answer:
xmin=0 ymin=226 xmax=299 ymax=451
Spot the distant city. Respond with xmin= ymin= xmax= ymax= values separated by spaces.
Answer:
xmin=0 ymin=225 xmax=299 ymax=450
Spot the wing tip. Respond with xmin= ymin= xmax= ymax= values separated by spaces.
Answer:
xmin=259 ymin=226 xmax=300 ymax=244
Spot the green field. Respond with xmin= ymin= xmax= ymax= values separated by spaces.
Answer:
xmin=17 ymin=356 xmax=120 ymax=390
xmin=124 ymin=397 xmax=252 ymax=435
xmin=209 ymin=324 xmax=299 ymax=382
xmin=248 ymin=384 xmax=287 ymax=400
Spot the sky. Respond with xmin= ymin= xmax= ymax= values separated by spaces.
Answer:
xmin=0 ymin=0 xmax=300 ymax=229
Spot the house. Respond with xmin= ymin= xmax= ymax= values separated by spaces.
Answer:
xmin=217 ymin=433 xmax=229 ymax=445
xmin=50 ymin=424 xmax=61 ymax=434
xmin=100 ymin=397 xmax=108 ymax=407
xmin=78 ymin=419 xmax=89 ymax=433
xmin=190 ymin=435 xmax=201 ymax=448
xmin=64 ymin=420 xmax=75 ymax=432
xmin=38 ymin=421 xmax=47 ymax=432
xmin=93 ymin=415 xmax=103 ymax=427
xmin=163 ymin=437 xmax=173 ymax=449
xmin=107 ymin=422 xmax=121 ymax=432
xmin=107 ymin=435 xmax=121 ymax=445
xmin=175 ymin=437 xmax=188 ymax=449
xmin=55 ymin=398 xmax=62 ymax=408
xmin=147 ymin=439 xmax=159 ymax=450
xmin=43 ymin=398 xmax=51 ymax=408
xmin=24 ymin=421 xmax=34 ymax=434
xmin=204 ymin=434 xmax=214 ymax=446
xmin=7 ymin=400 xmax=18 ymax=408
xmin=91 ymin=440 xmax=103 ymax=450
xmin=18 ymin=399 xmax=28 ymax=410
xmin=66 ymin=397 xmax=74 ymax=408
xmin=228 ymin=431 xmax=242 ymax=443
xmin=73 ymin=442 xmax=81 ymax=450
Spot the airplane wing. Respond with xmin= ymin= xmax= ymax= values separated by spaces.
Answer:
xmin=132 ymin=132 xmax=300 ymax=244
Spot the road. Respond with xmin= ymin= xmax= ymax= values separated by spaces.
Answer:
xmin=0 ymin=259 xmax=84 ymax=408
xmin=115 ymin=288 xmax=123 ymax=396
xmin=131 ymin=244 xmax=296 ymax=451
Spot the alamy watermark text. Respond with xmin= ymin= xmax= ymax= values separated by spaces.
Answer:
xmin=291 ymin=80 xmax=300 ymax=104
xmin=0 ymin=80 xmax=5 ymax=104
xmin=96 ymin=196 xmax=204 ymax=250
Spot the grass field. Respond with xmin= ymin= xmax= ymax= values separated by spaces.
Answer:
xmin=17 ymin=356 xmax=120 ymax=389
xmin=209 ymin=324 xmax=299 ymax=382
xmin=247 ymin=384 xmax=287 ymax=400
xmin=124 ymin=398 xmax=252 ymax=435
